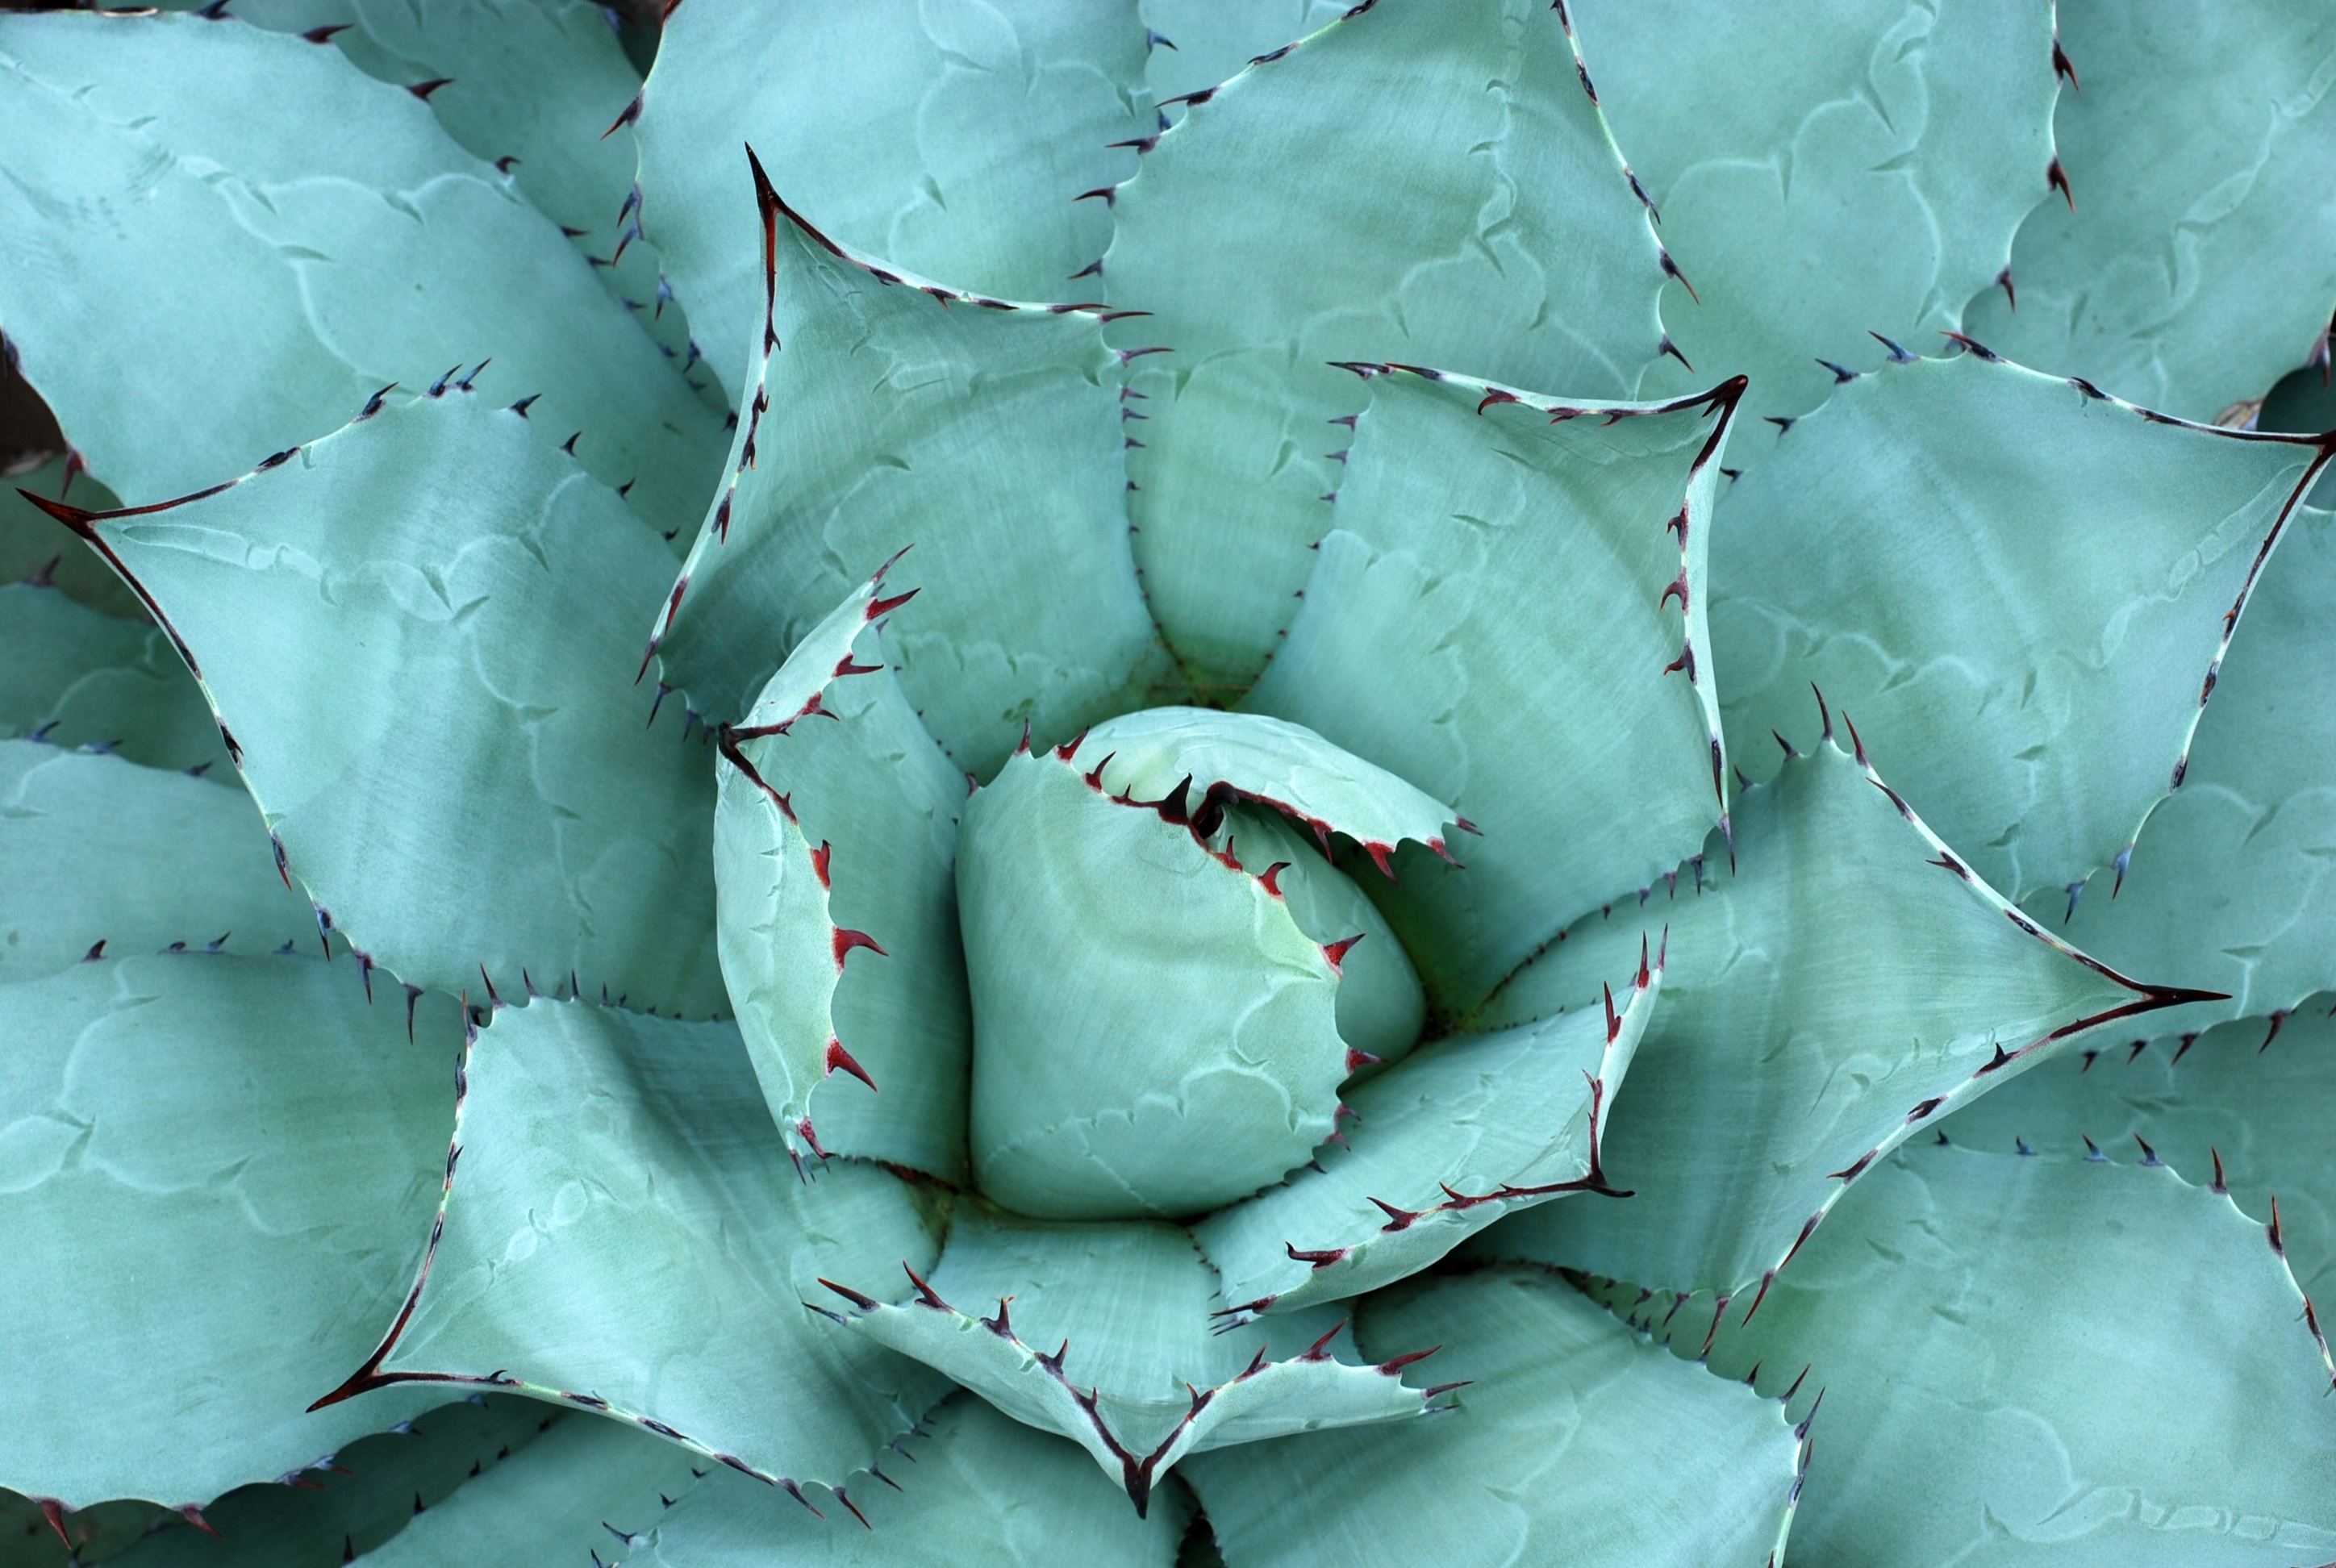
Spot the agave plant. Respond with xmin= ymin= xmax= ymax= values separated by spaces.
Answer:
xmin=6 ymin=0 xmax=2336 ymax=1563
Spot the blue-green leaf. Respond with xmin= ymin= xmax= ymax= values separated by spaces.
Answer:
xmin=0 ymin=582 xmax=228 ymax=778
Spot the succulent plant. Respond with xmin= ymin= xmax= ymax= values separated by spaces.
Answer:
xmin=4 ymin=1 xmax=2336 ymax=1564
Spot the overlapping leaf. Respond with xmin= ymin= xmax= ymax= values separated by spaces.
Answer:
xmin=1 ymin=457 xmax=137 ymax=618
xmin=0 ymin=582 xmax=229 ymax=777
xmin=647 ymin=159 xmax=1166 ymax=775
xmin=1475 ymin=732 xmax=2212 ymax=1303
xmin=0 ymin=10 xmax=724 ymax=533
xmin=1180 ymin=1267 xmax=1803 ymax=1568
xmin=1245 ymin=367 xmax=1738 ymax=1014
xmin=1711 ymin=352 xmax=2331 ymax=905
xmin=44 ymin=391 xmax=726 ymax=1015
xmin=2 ymin=955 xmax=453 ymax=1509
xmin=1100 ymin=0 xmax=1671 ymax=687
xmin=324 ymin=998 xmax=954 ymax=1499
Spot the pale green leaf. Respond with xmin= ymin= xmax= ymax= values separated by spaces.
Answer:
xmin=1475 ymin=734 xmax=2208 ymax=1302
xmin=332 ymin=997 xmax=955 ymax=1497
xmin=0 ymin=10 xmax=724 ymax=534
xmin=0 ymin=741 xmax=314 ymax=980
xmin=958 ymin=744 xmax=1347 ymax=1220
xmin=634 ymin=0 xmax=1149 ymax=393
xmin=1195 ymin=957 xmax=1656 ymax=1317
xmin=1939 ymin=999 xmax=2336 ymax=1307
xmin=0 ymin=955 xmax=456 ymax=1509
xmin=0 ymin=583 xmax=229 ymax=778
xmin=648 ymin=166 xmax=1167 ymax=775
xmin=1573 ymin=0 xmax=2059 ymax=429
xmin=638 ymin=1394 xmax=1185 ymax=1566
xmin=1102 ymin=0 xmax=1670 ymax=687
xmin=1179 ymin=1266 xmax=1803 ymax=1568
xmin=1245 ymin=368 xmax=1738 ymax=1015
xmin=2042 ymin=507 xmax=2336 ymax=1025
xmin=55 ymin=391 xmax=725 ymax=1017
xmin=2 ymin=457 xmax=138 ymax=618
xmin=1711 ymin=351 xmax=2330 ymax=905
xmin=824 ymin=1207 xmax=1429 ymax=1511
xmin=712 ymin=571 xmax=971 ymax=1177
xmin=1960 ymin=0 xmax=2336 ymax=423
xmin=1647 ymin=1145 xmax=2336 ymax=1567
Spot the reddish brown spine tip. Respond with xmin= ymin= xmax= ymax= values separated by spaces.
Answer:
xmin=407 ymin=77 xmax=453 ymax=100
xmin=1603 ymin=982 xmax=1621 ymax=1043
xmin=866 ymin=587 xmax=920 ymax=619
xmin=903 ymin=1262 xmax=950 ymax=1311
xmin=832 ymin=928 xmax=886 ymax=967
xmin=1344 ymin=1047 xmax=1383 ymax=1074
xmin=1378 ymin=1346 xmax=1440 ymax=1375
xmin=1321 ymin=934 xmax=1363 ymax=972
xmin=824 ymin=1038 xmax=878 ymax=1091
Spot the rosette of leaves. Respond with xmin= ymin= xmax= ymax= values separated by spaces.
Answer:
xmin=3 ymin=2 xmax=2336 ymax=1565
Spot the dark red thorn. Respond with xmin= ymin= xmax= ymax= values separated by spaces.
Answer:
xmin=2134 ymin=1133 xmax=2163 ymax=1166
xmin=603 ymin=94 xmax=643 ymax=137
xmin=819 ymin=1277 xmax=879 ymax=1311
xmin=34 ymin=1499 xmax=68 ymax=1546
xmin=832 ymin=928 xmax=886 ymax=967
xmin=824 ymin=1039 xmax=878 ymax=1091
xmin=778 ymin=1479 xmax=823 ymax=1519
xmin=1301 ymin=1320 xmax=1346 ymax=1359
xmin=836 ymin=1491 xmax=870 ymax=1529
xmin=2046 ymin=156 xmax=2073 ymax=210
xmin=2260 ymin=1010 xmax=2291 ymax=1053
xmin=302 ymin=22 xmax=349 ymax=41
xmin=1815 ymin=358 xmax=1858 ymax=384
xmin=1258 ymin=861 xmax=1291 ymax=897
xmin=1368 ymin=1197 xmax=1418 ymax=1230
xmin=902 ymin=1263 xmax=950 ymax=1311
xmin=1636 ymin=934 xmax=1651 ymax=989
xmin=1829 ymin=1148 xmax=1877 ymax=1183
xmin=1602 ymin=982 xmax=1621 ymax=1043
xmin=82 ymin=940 xmax=106 ymax=962
xmin=2210 ymin=1148 xmax=2229 ymax=1194
xmin=1015 ymin=719 xmax=1032 ymax=756
xmin=866 ymin=587 xmax=920 ymax=619
xmin=508 ymin=394 xmax=540 ymax=417
xmin=1658 ymin=249 xmax=1698 ymax=302
xmin=1378 ymin=1346 xmax=1439 ymax=1375
xmin=561 ymin=431 xmax=582 ymax=454
xmin=1842 ymin=711 xmax=1868 ymax=767
xmin=1996 ymin=266 xmax=2017 ymax=310
xmin=178 ymin=1505 xmax=223 ymax=1539
xmin=1773 ymin=730 xmax=1798 ymax=758
xmin=1053 ymin=728 xmax=1089 ymax=762
xmin=1320 ymin=934 xmax=1363 ymax=973
xmin=795 ymin=1117 xmax=829 ymax=1159
xmin=407 ymin=77 xmax=453 ymax=101
xmin=1421 ymin=1379 xmax=1471 ymax=1399
xmin=478 ymin=964 xmax=503 ymax=1009
xmin=1659 ymin=572 xmax=1689 ymax=613
xmin=1074 ymin=186 xmax=1118 ymax=206
xmin=1658 ymin=336 xmax=1693 ymax=372
xmin=982 ymin=1297 xmax=1013 ymax=1337
xmin=1287 ymin=1244 xmax=1349 ymax=1271
xmin=2052 ymin=35 xmax=2078 ymax=89
xmin=2270 ymin=1196 xmax=2287 ymax=1256
xmin=809 ymin=840 xmax=832 ymax=888
xmin=1477 ymin=387 xmax=1520 ymax=414
xmin=1345 ymin=1047 xmax=1383 ymax=1074
xmin=496 ymin=155 xmax=519 ymax=173
xmin=1939 ymin=331 xmax=2000 ymax=362
xmin=1869 ymin=332 xmax=1916 ymax=363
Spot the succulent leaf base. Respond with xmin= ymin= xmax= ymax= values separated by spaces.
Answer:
xmin=4 ymin=1 xmax=2336 ymax=1564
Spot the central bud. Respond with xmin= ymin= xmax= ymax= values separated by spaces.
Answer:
xmin=956 ymin=708 xmax=1457 ymax=1220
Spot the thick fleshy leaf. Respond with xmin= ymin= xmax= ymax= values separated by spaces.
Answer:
xmin=320 ymin=998 xmax=955 ymax=1498
xmin=0 ymin=10 xmax=724 ymax=532
xmin=1573 ymin=0 xmax=2059 ymax=428
xmin=1101 ymin=0 xmax=1671 ymax=687
xmin=0 ymin=741 xmax=314 ymax=980
xmin=2262 ymin=365 xmax=2336 ymax=506
xmin=647 ymin=161 xmax=1166 ymax=775
xmin=1960 ymin=0 xmax=2336 ymax=423
xmin=959 ymin=741 xmax=1374 ymax=1219
xmin=40 ymin=391 xmax=725 ymax=1016
xmin=1712 ymin=351 xmax=2332 ymax=904
xmin=2 ymin=1491 xmax=153 ymax=1567
xmin=1180 ymin=1267 xmax=1804 ymax=1568
xmin=1137 ymin=0 xmax=1345 ymax=106
xmin=1197 ymin=952 xmax=1656 ymax=1318
xmin=1 ymin=457 xmax=137 ymax=618
xmin=2 ymin=954 xmax=455 ymax=1509
xmin=1245 ymin=368 xmax=1740 ymax=1014
xmin=352 ymin=1410 xmax=706 ymax=1568
xmin=641 ymin=1394 xmax=1187 ymax=1564
xmin=1475 ymin=732 xmax=2214 ymax=1303
xmin=712 ymin=571 xmax=971 ymax=1176
xmin=634 ymin=0 xmax=1149 ymax=393
xmin=1619 ymin=1145 xmax=2336 ymax=1567
xmin=1940 ymin=1001 xmax=2336 ymax=1306
xmin=103 ymin=1398 xmax=557 ymax=1567
xmin=2037 ymin=505 xmax=2336 ymax=1026
xmin=0 ymin=582 xmax=229 ymax=777
xmin=821 ymin=1207 xmax=1433 ymax=1512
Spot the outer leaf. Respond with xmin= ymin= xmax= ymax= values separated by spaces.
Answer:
xmin=1939 ymin=1001 xmax=2336 ymax=1306
xmin=959 ymin=744 xmax=1349 ymax=1219
xmin=319 ymin=998 xmax=955 ymax=1499
xmin=0 ymin=741 xmax=314 ymax=980
xmin=1573 ymin=0 xmax=2059 ymax=428
xmin=2 ymin=1492 xmax=154 ymax=1567
xmin=712 ymin=570 xmax=971 ymax=1176
xmin=647 ymin=161 xmax=1167 ymax=775
xmin=1712 ymin=351 xmax=2333 ymax=904
xmin=637 ymin=1394 xmax=1184 ymax=1566
xmin=107 ymin=1398 xmax=557 ymax=1567
xmin=38 ymin=391 xmax=725 ymax=1016
xmin=1179 ymin=1266 xmax=1803 ymax=1568
xmin=1 ymin=457 xmax=137 ymax=618
xmin=634 ymin=0 xmax=1149 ymax=393
xmin=1961 ymin=0 xmax=2336 ymax=423
xmin=1 ymin=955 xmax=454 ymax=1509
xmin=1475 ymin=732 xmax=2213 ymax=1304
xmin=1633 ymin=1145 xmax=2336 ymax=1566
xmin=353 ymin=1409 xmax=706 ymax=1568
xmin=1245 ymin=368 xmax=1740 ymax=1014
xmin=0 ymin=11 xmax=724 ymax=533
xmin=0 ymin=582 xmax=230 ymax=777
xmin=1136 ymin=0 xmax=1345 ymax=107
xmin=821 ymin=1208 xmax=1433 ymax=1512
xmin=2044 ymin=507 xmax=2336 ymax=1024
xmin=1101 ymin=0 xmax=1671 ymax=687
xmin=1197 ymin=953 xmax=1656 ymax=1317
